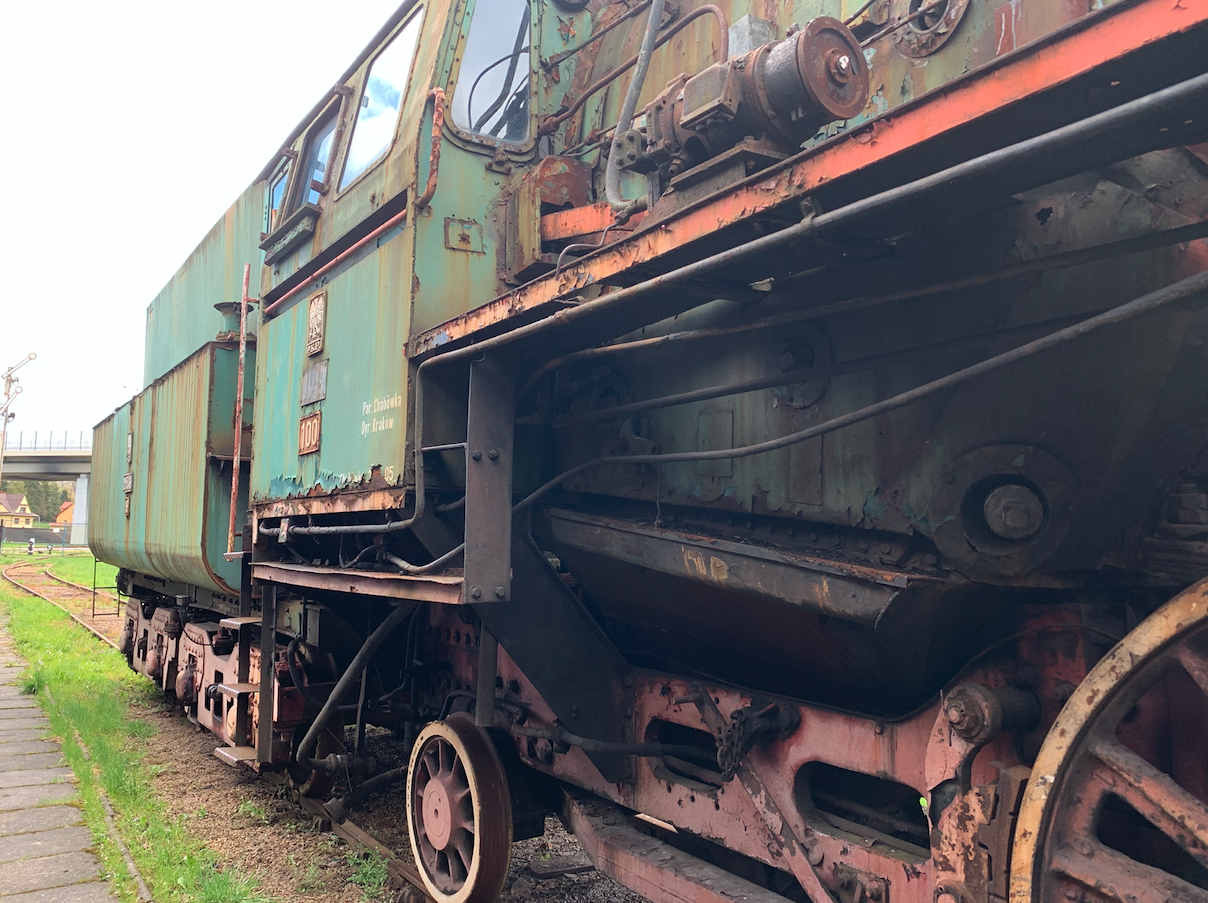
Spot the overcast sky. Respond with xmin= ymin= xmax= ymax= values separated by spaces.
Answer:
xmin=0 ymin=0 xmax=402 ymax=446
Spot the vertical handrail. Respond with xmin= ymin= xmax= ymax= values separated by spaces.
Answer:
xmin=225 ymin=264 xmax=256 ymax=559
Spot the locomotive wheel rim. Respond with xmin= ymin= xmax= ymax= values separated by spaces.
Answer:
xmin=1009 ymin=579 xmax=1208 ymax=903
xmin=407 ymin=716 xmax=512 ymax=903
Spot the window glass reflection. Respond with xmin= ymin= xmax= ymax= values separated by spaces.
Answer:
xmin=340 ymin=11 xmax=424 ymax=191
xmin=267 ymin=167 xmax=289 ymax=231
xmin=301 ymin=117 xmax=337 ymax=206
xmin=452 ymin=0 xmax=531 ymax=143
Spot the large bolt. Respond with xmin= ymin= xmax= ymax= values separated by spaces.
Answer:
xmin=983 ymin=483 xmax=1044 ymax=540
xmin=469 ymin=586 xmax=482 ymax=600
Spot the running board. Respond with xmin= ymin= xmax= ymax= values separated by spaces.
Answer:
xmin=564 ymin=793 xmax=796 ymax=903
xmin=213 ymin=745 xmax=257 ymax=767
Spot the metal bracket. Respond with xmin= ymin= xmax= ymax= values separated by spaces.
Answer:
xmin=464 ymin=355 xmax=514 ymax=602
xmin=833 ymin=864 xmax=890 ymax=903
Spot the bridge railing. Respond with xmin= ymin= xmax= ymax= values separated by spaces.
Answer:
xmin=2 ymin=432 xmax=92 ymax=451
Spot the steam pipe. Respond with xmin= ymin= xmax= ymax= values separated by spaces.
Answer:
xmin=295 ymin=602 xmax=413 ymax=771
xmin=509 ymin=265 xmax=1208 ymax=515
xmin=606 ymin=0 xmax=665 ymax=211
xmin=264 ymin=73 xmax=1208 ymax=543
xmin=538 ymin=5 xmax=730 ymax=139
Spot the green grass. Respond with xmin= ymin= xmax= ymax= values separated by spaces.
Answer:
xmin=0 ymin=558 xmax=273 ymax=903
xmin=46 ymin=553 xmax=118 ymax=589
xmin=345 ymin=851 xmax=391 ymax=902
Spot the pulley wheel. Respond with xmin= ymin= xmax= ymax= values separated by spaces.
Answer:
xmin=1010 ymin=581 xmax=1208 ymax=902
xmin=797 ymin=17 xmax=870 ymax=122
xmin=407 ymin=716 xmax=512 ymax=903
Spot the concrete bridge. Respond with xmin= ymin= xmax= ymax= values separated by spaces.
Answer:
xmin=1 ymin=438 xmax=92 ymax=546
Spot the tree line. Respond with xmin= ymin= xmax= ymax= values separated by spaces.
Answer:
xmin=0 ymin=480 xmax=72 ymax=521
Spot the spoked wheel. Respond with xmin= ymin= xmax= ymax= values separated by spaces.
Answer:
xmin=1011 ymin=580 xmax=1208 ymax=903
xmin=407 ymin=716 xmax=512 ymax=903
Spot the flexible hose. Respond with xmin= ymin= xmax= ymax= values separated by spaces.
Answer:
xmin=286 ymin=638 xmax=358 ymax=713
xmin=605 ymin=0 xmax=665 ymax=211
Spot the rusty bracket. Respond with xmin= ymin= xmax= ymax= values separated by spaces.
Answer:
xmin=833 ymin=863 xmax=890 ymax=903
xmin=463 ymin=355 xmax=514 ymax=603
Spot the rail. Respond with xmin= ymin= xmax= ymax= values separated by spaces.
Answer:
xmin=0 ymin=560 xmax=437 ymax=903
xmin=3 ymin=432 xmax=92 ymax=451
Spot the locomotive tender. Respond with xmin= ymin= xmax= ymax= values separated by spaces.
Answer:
xmin=90 ymin=1 xmax=1208 ymax=902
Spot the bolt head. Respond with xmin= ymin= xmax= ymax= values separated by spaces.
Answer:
xmin=494 ymin=585 xmax=506 ymax=598
xmin=488 ymin=448 xmax=500 ymax=461
xmin=471 ymin=449 xmax=483 ymax=461
xmin=469 ymin=586 xmax=483 ymax=599
xmin=983 ymin=483 xmax=1044 ymax=540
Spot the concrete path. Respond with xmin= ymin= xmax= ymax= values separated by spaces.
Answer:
xmin=0 ymin=624 xmax=115 ymax=902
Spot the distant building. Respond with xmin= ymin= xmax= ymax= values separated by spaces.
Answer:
xmin=54 ymin=501 xmax=74 ymax=525
xmin=0 ymin=493 xmax=36 ymax=528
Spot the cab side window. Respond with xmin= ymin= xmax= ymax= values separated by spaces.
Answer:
xmin=299 ymin=116 xmax=337 ymax=206
xmin=451 ymin=0 xmax=531 ymax=143
xmin=340 ymin=10 xmax=424 ymax=191
xmin=266 ymin=165 xmax=290 ymax=232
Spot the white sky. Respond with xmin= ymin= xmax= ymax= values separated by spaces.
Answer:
xmin=0 ymin=0 xmax=403 ymax=445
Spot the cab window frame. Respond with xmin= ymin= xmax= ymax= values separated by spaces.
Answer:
xmin=445 ymin=0 xmax=536 ymax=151
xmin=336 ymin=6 xmax=426 ymax=197
xmin=284 ymin=94 xmax=346 ymax=216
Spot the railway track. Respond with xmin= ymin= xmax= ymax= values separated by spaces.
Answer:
xmin=1 ymin=560 xmax=437 ymax=903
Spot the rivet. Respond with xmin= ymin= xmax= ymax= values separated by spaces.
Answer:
xmin=471 ymin=449 xmax=483 ymax=461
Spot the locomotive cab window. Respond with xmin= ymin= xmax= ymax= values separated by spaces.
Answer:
xmin=451 ymin=0 xmax=532 ymax=143
xmin=266 ymin=165 xmax=290 ymax=232
xmin=340 ymin=9 xmax=424 ymax=191
xmin=297 ymin=114 xmax=337 ymax=206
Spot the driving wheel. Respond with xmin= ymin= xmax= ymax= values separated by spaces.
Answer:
xmin=1010 ymin=580 xmax=1208 ymax=902
xmin=407 ymin=716 xmax=512 ymax=903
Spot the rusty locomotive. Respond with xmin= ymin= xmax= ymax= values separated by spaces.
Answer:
xmin=90 ymin=1 xmax=1208 ymax=902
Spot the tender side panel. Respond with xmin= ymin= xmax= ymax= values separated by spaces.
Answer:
xmin=143 ymin=183 xmax=266 ymax=385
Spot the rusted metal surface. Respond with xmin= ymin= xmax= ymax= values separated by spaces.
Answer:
xmin=224 ymin=264 xmax=255 ymax=560
xmin=539 ymin=201 xmax=645 ymax=243
xmin=1010 ymin=581 xmax=1208 ymax=903
xmin=564 ymin=792 xmax=796 ymax=903
xmin=413 ymin=0 xmax=1208 ymax=357
xmin=414 ymin=88 xmax=445 ymax=211
xmin=251 ymin=561 xmax=462 ymax=605
xmin=536 ymin=4 xmax=731 ymax=141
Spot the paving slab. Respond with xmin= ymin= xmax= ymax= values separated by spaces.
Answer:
xmin=0 ymin=808 xmax=82 ymax=838
xmin=0 ymin=733 xmax=49 ymax=746
xmin=0 ymin=769 xmax=74 ymax=789
xmin=0 ymin=756 xmax=66 ymax=773
xmin=1 ymin=882 xmax=114 ymax=903
xmin=0 ymin=719 xmax=49 ymax=734
xmin=0 ymin=826 xmax=94 ymax=864
xmin=0 ymin=711 xmax=45 ymax=723
xmin=2 ymin=850 xmax=102 ymax=894
xmin=0 ymin=785 xmax=77 ymax=812
xmin=0 ymin=702 xmax=37 ymax=711
xmin=0 ymin=742 xmax=59 ymax=757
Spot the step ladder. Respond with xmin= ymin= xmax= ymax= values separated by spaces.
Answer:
xmin=213 ymin=537 xmax=274 ymax=768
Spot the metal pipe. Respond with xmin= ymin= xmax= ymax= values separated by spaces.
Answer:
xmin=510 ymin=266 xmax=1208 ymax=514
xmin=295 ymin=601 xmax=413 ymax=770
xmin=538 ymin=5 xmax=730 ymax=139
xmin=415 ymin=88 xmax=446 ymax=210
xmin=448 ymin=71 xmax=1208 ymax=365
xmin=519 ymin=220 xmax=1208 ymax=399
xmin=224 ymin=264 xmax=253 ymax=560
xmin=606 ymin=0 xmax=665 ymax=211
xmin=265 ymin=74 xmax=1208 ymax=544
xmin=542 ymin=0 xmax=653 ymax=69
xmin=262 ymin=207 xmax=409 ymax=319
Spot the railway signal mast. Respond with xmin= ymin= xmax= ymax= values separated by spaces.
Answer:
xmin=0 ymin=353 xmax=36 ymax=487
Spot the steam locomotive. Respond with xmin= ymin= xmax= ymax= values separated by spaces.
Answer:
xmin=91 ymin=1 xmax=1208 ymax=902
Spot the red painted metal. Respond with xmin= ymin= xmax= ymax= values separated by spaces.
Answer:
xmin=224 ymin=263 xmax=254 ymax=560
